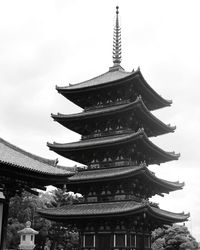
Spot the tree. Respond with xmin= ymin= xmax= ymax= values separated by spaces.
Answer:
xmin=6 ymin=219 xmax=24 ymax=249
xmin=152 ymin=224 xmax=199 ymax=250
xmin=47 ymin=188 xmax=82 ymax=250
xmin=6 ymin=188 xmax=82 ymax=249
xmin=7 ymin=191 xmax=54 ymax=249
xmin=52 ymin=188 xmax=83 ymax=207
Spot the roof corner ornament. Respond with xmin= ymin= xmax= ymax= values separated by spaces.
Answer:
xmin=54 ymin=158 xmax=59 ymax=166
xmin=112 ymin=6 xmax=121 ymax=66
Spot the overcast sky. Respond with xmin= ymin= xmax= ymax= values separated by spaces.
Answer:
xmin=1 ymin=0 xmax=200 ymax=241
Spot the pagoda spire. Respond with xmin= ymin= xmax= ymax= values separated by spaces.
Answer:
xmin=112 ymin=6 xmax=121 ymax=67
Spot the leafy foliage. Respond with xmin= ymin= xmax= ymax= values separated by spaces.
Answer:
xmin=48 ymin=223 xmax=79 ymax=250
xmin=7 ymin=188 xmax=82 ymax=249
xmin=52 ymin=188 xmax=83 ymax=207
xmin=7 ymin=191 xmax=53 ymax=249
xmin=47 ymin=188 xmax=81 ymax=250
xmin=152 ymin=224 xmax=199 ymax=250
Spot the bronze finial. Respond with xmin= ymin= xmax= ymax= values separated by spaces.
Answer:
xmin=112 ymin=6 xmax=121 ymax=66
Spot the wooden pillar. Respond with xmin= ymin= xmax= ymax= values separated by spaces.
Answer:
xmin=0 ymin=197 xmax=9 ymax=250
xmin=0 ymin=186 xmax=17 ymax=250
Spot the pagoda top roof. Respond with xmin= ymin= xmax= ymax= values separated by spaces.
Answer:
xmin=58 ymin=66 xmax=131 ymax=90
xmin=68 ymin=165 xmax=184 ymax=192
xmin=38 ymin=200 xmax=189 ymax=223
xmin=0 ymin=138 xmax=74 ymax=180
xmin=56 ymin=68 xmax=171 ymax=110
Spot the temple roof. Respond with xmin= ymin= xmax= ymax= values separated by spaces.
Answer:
xmin=0 ymin=137 xmax=74 ymax=189
xmin=47 ymin=129 xmax=179 ymax=165
xmin=68 ymin=165 xmax=184 ymax=193
xmin=38 ymin=200 xmax=189 ymax=223
xmin=52 ymin=97 xmax=175 ymax=137
xmin=56 ymin=68 xmax=171 ymax=111
xmin=59 ymin=68 xmax=131 ymax=90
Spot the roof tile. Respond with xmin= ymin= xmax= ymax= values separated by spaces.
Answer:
xmin=0 ymin=137 xmax=73 ymax=176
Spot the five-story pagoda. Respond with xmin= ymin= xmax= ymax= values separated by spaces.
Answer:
xmin=39 ymin=7 xmax=189 ymax=250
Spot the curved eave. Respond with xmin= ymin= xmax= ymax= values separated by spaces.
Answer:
xmin=149 ymin=206 xmax=190 ymax=223
xmin=51 ymin=97 xmax=175 ymax=136
xmin=0 ymin=161 xmax=74 ymax=186
xmin=136 ymin=70 xmax=172 ymax=107
xmin=68 ymin=165 xmax=184 ymax=192
xmin=56 ymin=68 xmax=171 ymax=110
xmin=38 ymin=200 xmax=189 ymax=223
xmin=47 ymin=129 xmax=180 ymax=164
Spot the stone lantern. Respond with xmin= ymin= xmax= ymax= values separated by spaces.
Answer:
xmin=18 ymin=221 xmax=39 ymax=250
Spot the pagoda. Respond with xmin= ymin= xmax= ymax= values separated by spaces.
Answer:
xmin=39 ymin=7 xmax=189 ymax=250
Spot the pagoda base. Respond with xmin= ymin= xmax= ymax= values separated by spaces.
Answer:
xmin=80 ymin=231 xmax=151 ymax=250
xmin=75 ymin=217 xmax=151 ymax=250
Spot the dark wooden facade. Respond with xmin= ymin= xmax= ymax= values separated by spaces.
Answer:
xmin=39 ymin=7 xmax=189 ymax=250
xmin=0 ymin=137 xmax=73 ymax=250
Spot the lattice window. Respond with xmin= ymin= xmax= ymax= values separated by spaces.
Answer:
xmin=114 ymin=233 xmax=127 ymax=247
xmin=84 ymin=234 xmax=95 ymax=247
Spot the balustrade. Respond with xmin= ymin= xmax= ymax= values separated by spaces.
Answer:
xmin=89 ymin=160 xmax=137 ymax=169
xmin=82 ymin=129 xmax=133 ymax=140
xmin=85 ymin=99 xmax=131 ymax=112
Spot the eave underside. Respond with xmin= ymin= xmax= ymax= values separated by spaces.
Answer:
xmin=0 ymin=162 xmax=72 ymax=189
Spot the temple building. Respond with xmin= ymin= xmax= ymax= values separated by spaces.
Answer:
xmin=0 ymin=137 xmax=73 ymax=250
xmin=39 ymin=7 xmax=189 ymax=250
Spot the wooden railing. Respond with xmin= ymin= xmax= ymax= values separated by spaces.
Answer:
xmin=82 ymin=129 xmax=133 ymax=140
xmin=85 ymin=100 xmax=131 ymax=112
xmin=89 ymin=160 xmax=137 ymax=169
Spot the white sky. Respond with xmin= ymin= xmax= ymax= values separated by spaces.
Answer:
xmin=1 ymin=0 xmax=200 ymax=241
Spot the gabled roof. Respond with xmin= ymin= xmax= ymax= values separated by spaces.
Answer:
xmin=52 ymin=97 xmax=175 ymax=137
xmin=56 ymin=68 xmax=171 ymax=110
xmin=0 ymin=137 xmax=74 ymax=189
xmin=47 ymin=129 xmax=180 ymax=165
xmin=38 ymin=200 xmax=189 ymax=224
xmin=68 ymin=165 xmax=184 ymax=194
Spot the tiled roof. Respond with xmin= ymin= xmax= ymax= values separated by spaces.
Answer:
xmin=48 ymin=131 xmax=141 ymax=149
xmin=69 ymin=165 xmax=142 ymax=181
xmin=68 ymin=165 xmax=184 ymax=191
xmin=57 ymin=68 xmax=132 ymax=90
xmin=38 ymin=200 xmax=189 ymax=222
xmin=0 ymin=137 xmax=73 ymax=176
xmin=47 ymin=129 xmax=179 ymax=161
